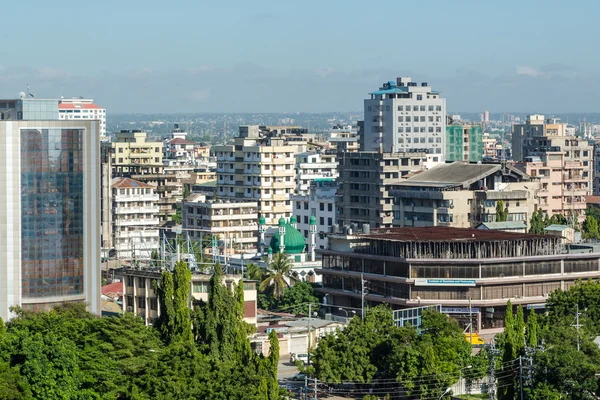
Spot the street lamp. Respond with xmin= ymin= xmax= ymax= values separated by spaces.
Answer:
xmin=459 ymin=365 xmax=473 ymax=395
xmin=338 ymin=308 xmax=356 ymax=322
xmin=438 ymin=387 xmax=451 ymax=400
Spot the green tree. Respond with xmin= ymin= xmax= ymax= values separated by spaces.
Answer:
xmin=245 ymin=263 xmax=266 ymax=281
xmin=529 ymin=209 xmax=546 ymax=234
xmin=150 ymin=248 xmax=161 ymax=268
xmin=154 ymin=269 xmax=176 ymax=342
xmin=515 ymin=304 xmax=526 ymax=354
xmin=172 ymin=260 xmax=193 ymax=343
xmin=277 ymin=281 xmax=319 ymax=314
xmin=549 ymin=213 xmax=568 ymax=225
xmin=527 ymin=309 xmax=539 ymax=348
xmin=259 ymin=252 xmax=292 ymax=300
xmin=496 ymin=200 xmax=509 ymax=222
xmin=499 ymin=300 xmax=516 ymax=400
xmin=582 ymin=215 xmax=599 ymax=239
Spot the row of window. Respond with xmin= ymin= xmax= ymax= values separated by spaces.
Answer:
xmin=398 ymin=126 xmax=443 ymax=133
xmin=398 ymin=116 xmax=443 ymax=122
xmin=398 ymin=137 xmax=442 ymax=144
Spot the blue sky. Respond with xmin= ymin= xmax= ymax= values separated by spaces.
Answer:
xmin=2 ymin=0 xmax=599 ymax=113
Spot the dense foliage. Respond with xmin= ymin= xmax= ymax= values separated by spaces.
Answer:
xmin=495 ymin=200 xmax=509 ymax=222
xmin=0 ymin=261 xmax=281 ymax=399
xmin=307 ymin=305 xmax=482 ymax=399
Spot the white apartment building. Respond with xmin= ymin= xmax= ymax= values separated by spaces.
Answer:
xmin=292 ymin=180 xmax=337 ymax=250
xmin=363 ymin=77 xmax=447 ymax=162
xmin=295 ymin=152 xmax=338 ymax=194
xmin=58 ymin=98 xmax=107 ymax=140
xmin=214 ymin=125 xmax=304 ymax=226
xmin=183 ymin=194 xmax=259 ymax=254
xmin=329 ymin=124 xmax=359 ymax=153
xmin=111 ymin=177 xmax=160 ymax=260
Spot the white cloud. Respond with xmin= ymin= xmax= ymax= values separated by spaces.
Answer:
xmin=516 ymin=66 xmax=540 ymax=78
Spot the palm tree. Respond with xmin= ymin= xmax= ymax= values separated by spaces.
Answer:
xmin=244 ymin=263 xmax=265 ymax=281
xmin=259 ymin=252 xmax=293 ymax=300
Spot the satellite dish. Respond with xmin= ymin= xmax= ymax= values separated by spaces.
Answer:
xmin=19 ymin=92 xmax=26 ymax=99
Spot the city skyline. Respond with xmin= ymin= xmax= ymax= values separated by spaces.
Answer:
xmin=3 ymin=0 xmax=600 ymax=113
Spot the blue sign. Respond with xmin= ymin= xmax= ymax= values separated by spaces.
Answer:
xmin=415 ymin=279 xmax=476 ymax=287
xmin=442 ymin=307 xmax=479 ymax=314
xmin=527 ymin=303 xmax=546 ymax=310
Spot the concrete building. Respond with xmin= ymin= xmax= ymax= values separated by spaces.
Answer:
xmin=516 ymin=153 xmax=590 ymax=224
xmin=484 ymin=110 xmax=490 ymax=123
xmin=337 ymin=151 xmax=428 ymax=228
xmin=317 ymin=227 xmax=600 ymax=331
xmin=391 ymin=162 xmax=539 ymax=229
xmin=295 ymin=152 xmax=338 ymax=194
xmin=292 ymin=180 xmax=337 ymax=250
xmin=594 ymin=141 xmax=600 ymax=196
xmin=111 ymin=177 xmax=160 ymax=260
xmin=362 ymin=77 xmax=447 ymax=161
xmin=58 ymin=98 xmax=107 ymax=140
xmin=446 ymin=124 xmax=483 ymax=162
xmin=482 ymin=132 xmax=503 ymax=160
xmin=0 ymin=97 xmax=101 ymax=320
xmin=214 ymin=125 xmax=305 ymax=226
xmin=328 ymin=125 xmax=360 ymax=153
xmin=183 ymin=194 xmax=259 ymax=255
xmin=123 ymin=268 xmax=257 ymax=327
xmin=111 ymin=130 xmax=163 ymax=176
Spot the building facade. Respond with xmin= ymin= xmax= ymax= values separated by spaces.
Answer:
xmin=391 ymin=162 xmax=539 ymax=229
xmin=111 ymin=177 xmax=160 ymax=260
xmin=183 ymin=194 xmax=259 ymax=255
xmin=58 ymin=98 xmax=107 ymax=140
xmin=111 ymin=130 xmax=163 ymax=176
xmin=123 ymin=268 xmax=257 ymax=327
xmin=337 ymin=151 xmax=428 ymax=228
xmin=214 ymin=126 xmax=305 ymax=225
xmin=0 ymin=97 xmax=100 ymax=320
xmin=295 ymin=152 xmax=338 ymax=194
xmin=446 ymin=124 xmax=483 ymax=163
xmin=328 ymin=125 xmax=359 ymax=153
xmin=292 ymin=180 xmax=337 ymax=250
xmin=362 ymin=77 xmax=447 ymax=162
xmin=317 ymin=227 xmax=600 ymax=331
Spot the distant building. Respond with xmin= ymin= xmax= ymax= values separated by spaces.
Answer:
xmin=391 ymin=162 xmax=539 ymax=229
xmin=484 ymin=110 xmax=490 ymax=123
xmin=362 ymin=76 xmax=447 ymax=162
xmin=328 ymin=125 xmax=360 ymax=153
xmin=0 ymin=96 xmax=101 ymax=320
xmin=111 ymin=177 xmax=160 ymax=260
xmin=337 ymin=151 xmax=428 ymax=228
xmin=182 ymin=194 xmax=259 ymax=255
xmin=317 ymin=226 xmax=600 ymax=331
xmin=58 ymin=98 xmax=107 ymax=140
xmin=111 ymin=130 xmax=163 ymax=176
xmin=446 ymin=124 xmax=483 ymax=162
xmin=295 ymin=152 xmax=338 ymax=194
xmin=122 ymin=268 xmax=257 ymax=327
xmin=292 ymin=180 xmax=337 ymax=250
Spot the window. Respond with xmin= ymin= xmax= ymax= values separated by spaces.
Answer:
xmin=304 ymin=216 xmax=308 ymax=224
xmin=420 ymin=116 xmax=425 ymax=122
xmin=138 ymin=278 xmax=146 ymax=288
xmin=328 ymin=203 xmax=333 ymax=212
xmin=137 ymin=297 xmax=145 ymax=309
xmin=193 ymin=282 xmax=209 ymax=293
xmin=398 ymin=138 xmax=404 ymax=143
xmin=304 ymin=202 xmax=308 ymax=210
xmin=397 ymin=105 xmax=403 ymax=111
xmin=398 ymin=116 xmax=404 ymax=122
xmin=398 ymin=127 xmax=404 ymax=133
xmin=417 ymin=95 xmax=422 ymax=100
xmin=320 ymin=203 xmax=325 ymax=211
xmin=127 ymin=276 xmax=134 ymax=287
xmin=436 ymin=105 xmax=442 ymax=111
xmin=420 ymin=105 xmax=426 ymax=111
xmin=296 ymin=202 xmax=301 ymax=209
xmin=428 ymin=105 xmax=434 ymax=111
xmin=406 ymin=127 xmax=411 ymax=133
xmin=150 ymin=299 xmax=158 ymax=310
xmin=413 ymin=106 xmax=419 ymax=111
xmin=406 ymin=116 xmax=411 ymax=122
xmin=436 ymin=127 xmax=441 ymax=132
xmin=428 ymin=127 xmax=434 ymax=133
xmin=320 ymin=217 xmax=325 ymax=225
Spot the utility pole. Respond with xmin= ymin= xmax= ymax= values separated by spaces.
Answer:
xmin=469 ymin=297 xmax=473 ymax=345
xmin=314 ymin=376 xmax=318 ymax=400
xmin=307 ymin=302 xmax=312 ymax=364
xmin=519 ymin=356 xmax=524 ymax=400
xmin=361 ymin=273 xmax=368 ymax=319
xmin=487 ymin=340 xmax=501 ymax=400
xmin=574 ymin=303 xmax=583 ymax=351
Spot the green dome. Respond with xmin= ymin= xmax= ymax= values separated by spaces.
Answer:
xmin=290 ymin=215 xmax=297 ymax=224
xmin=278 ymin=217 xmax=286 ymax=226
xmin=259 ymin=215 xmax=266 ymax=225
xmin=309 ymin=215 xmax=317 ymax=225
xmin=267 ymin=247 xmax=273 ymax=255
xmin=270 ymin=223 xmax=306 ymax=255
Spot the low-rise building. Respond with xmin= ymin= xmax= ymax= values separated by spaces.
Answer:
xmin=183 ymin=194 xmax=259 ymax=255
xmin=317 ymin=226 xmax=600 ymax=331
xmin=477 ymin=221 xmax=528 ymax=233
xmin=391 ymin=162 xmax=539 ymax=229
xmin=328 ymin=125 xmax=360 ymax=153
xmin=122 ymin=268 xmax=257 ymax=326
xmin=111 ymin=177 xmax=160 ymax=260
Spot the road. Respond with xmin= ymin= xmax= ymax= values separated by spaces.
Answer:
xmin=277 ymin=360 xmax=352 ymax=400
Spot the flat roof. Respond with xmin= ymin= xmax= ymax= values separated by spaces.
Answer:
xmin=360 ymin=227 xmax=545 ymax=242
xmin=396 ymin=162 xmax=500 ymax=188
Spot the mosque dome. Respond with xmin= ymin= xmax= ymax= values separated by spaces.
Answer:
xmin=270 ymin=223 xmax=306 ymax=255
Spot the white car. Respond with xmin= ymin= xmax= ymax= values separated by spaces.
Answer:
xmin=291 ymin=353 xmax=309 ymax=365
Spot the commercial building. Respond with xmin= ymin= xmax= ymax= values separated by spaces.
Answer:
xmin=446 ymin=124 xmax=483 ymax=163
xmin=122 ymin=268 xmax=257 ymax=326
xmin=295 ymin=152 xmax=338 ymax=194
xmin=182 ymin=194 xmax=259 ymax=255
xmin=213 ymin=125 xmax=305 ymax=225
xmin=58 ymin=98 xmax=107 ymax=140
xmin=0 ymin=96 xmax=101 ymax=320
xmin=337 ymin=151 xmax=428 ymax=228
xmin=111 ymin=177 xmax=160 ymax=260
xmin=317 ymin=226 xmax=600 ymax=331
xmin=391 ymin=162 xmax=539 ymax=228
xmin=515 ymin=153 xmax=590 ymax=224
xmin=292 ymin=180 xmax=337 ymax=250
xmin=362 ymin=77 xmax=447 ymax=161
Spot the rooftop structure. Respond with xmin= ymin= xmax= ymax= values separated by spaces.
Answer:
xmin=58 ymin=98 xmax=106 ymax=140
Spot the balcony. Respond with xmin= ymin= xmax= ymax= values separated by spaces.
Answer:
xmin=114 ymin=194 xmax=160 ymax=202
xmin=113 ymin=206 xmax=160 ymax=215
xmin=114 ymin=218 xmax=160 ymax=226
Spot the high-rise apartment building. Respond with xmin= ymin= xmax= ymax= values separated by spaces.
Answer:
xmin=111 ymin=177 xmax=160 ymax=260
xmin=337 ymin=151 xmax=428 ymax=228
xmin=213 ymin=125 xmax=304 ymax=226
xmin=111 ymin=130 xmax=163 ymax=176
xmin=446 ymin=124 xmax=484 ymax=162
xmin=58 ymin=98 xmax=107 ymax=140
xmin=295 ymin=152 xmax=338 ymax=194
xmin=0 ymin=97 xmax=100 ymax=320
xmin=362 ymin=77 xmax=446 ymax=162
xmin=292 ymin=180 xmax=337 ymax=250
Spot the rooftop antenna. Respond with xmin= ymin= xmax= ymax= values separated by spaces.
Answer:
xmin=26 ymin=85 xmax=35 ymax=98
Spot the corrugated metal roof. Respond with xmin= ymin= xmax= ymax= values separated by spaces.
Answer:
xmin=478 ymin=221 xmax=527 ymax=230
xmin=362 ymin=227 xmax=544 ymax=242
xmin=544 ymin=224 xmax=570 ymax=232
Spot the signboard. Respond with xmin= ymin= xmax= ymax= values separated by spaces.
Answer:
xmin=442 ymin=307 xmax=479 ymax=314
xmin=414 ymin=279 xmax=476 ymax=287
xmin=266 ymin=327 xmax=289 ymax=334
xmin=527 ymin=303 xmax=546 ymax=310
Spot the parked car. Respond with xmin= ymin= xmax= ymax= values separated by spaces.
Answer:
xmin=289 ymin=373 xmax=307 ymax=381
xmin=290 ymin=353 xmax=309 ymax=364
